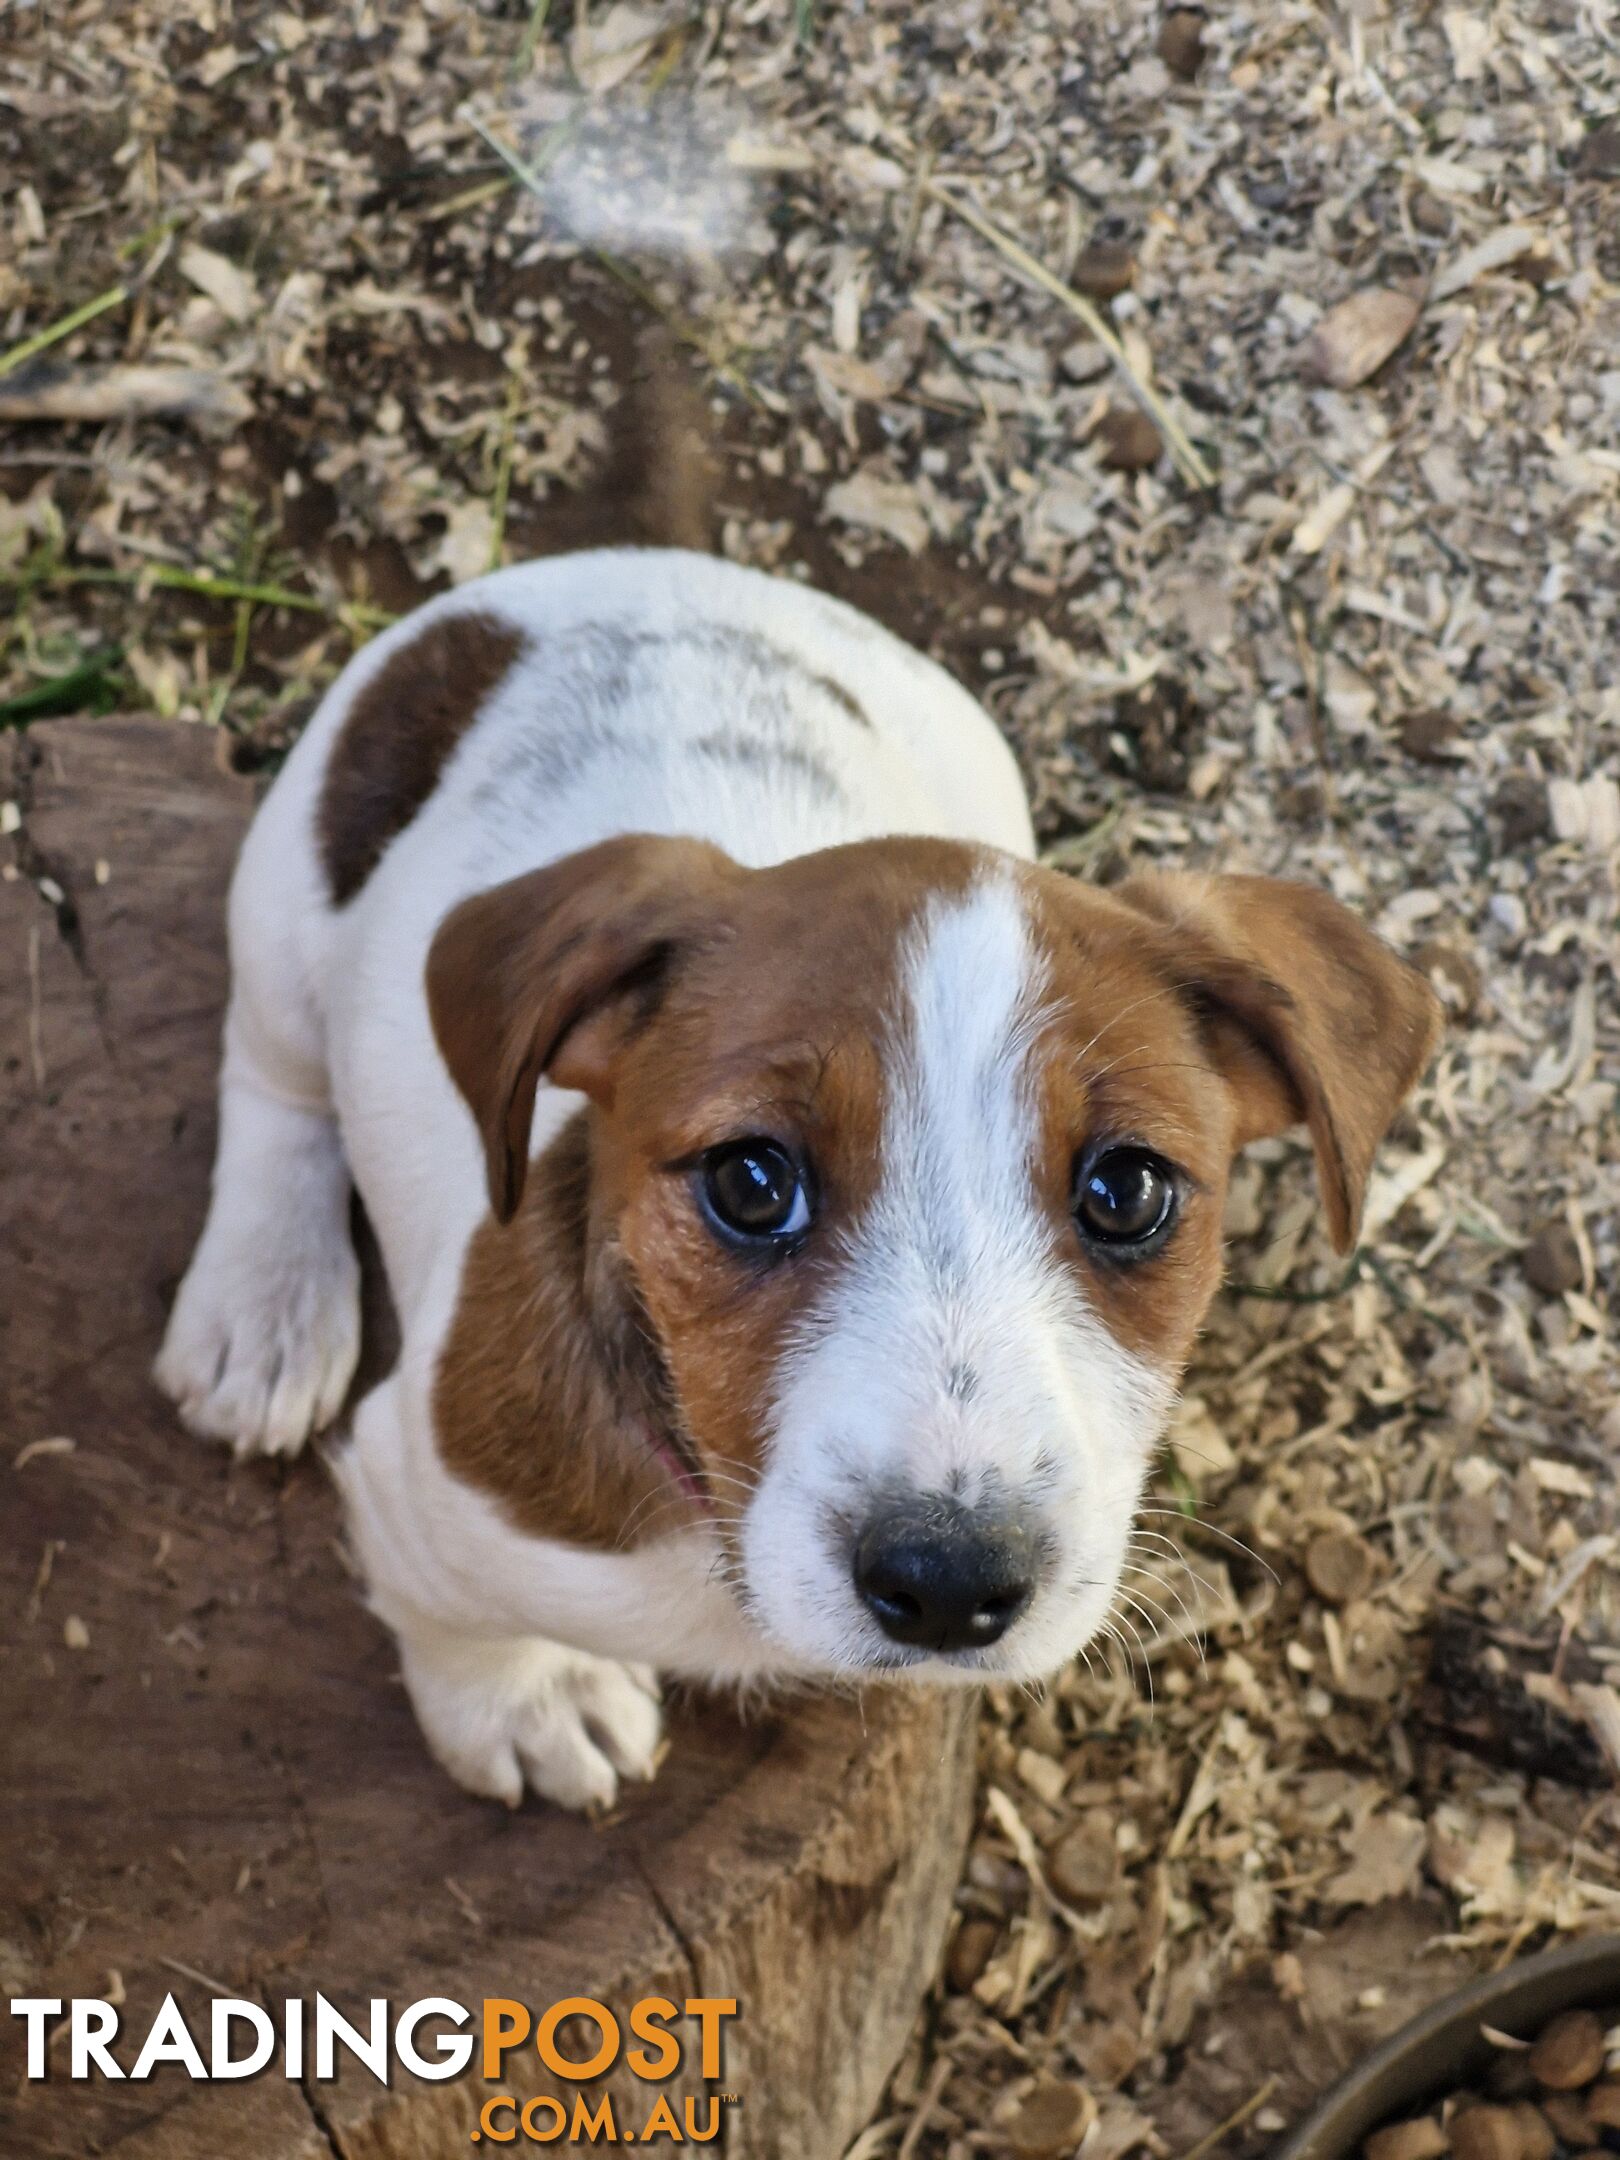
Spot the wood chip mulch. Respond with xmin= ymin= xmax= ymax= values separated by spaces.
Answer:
xmin=4 ymin=3 xmax=1617 ymax=2155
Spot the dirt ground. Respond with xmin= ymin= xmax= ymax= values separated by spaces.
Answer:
xmin=4 ymin=3 xmax=1618 ymax=2156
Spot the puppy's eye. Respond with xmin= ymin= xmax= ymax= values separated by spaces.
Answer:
xmin=698 ymin=1139 xmax=811 ymax=1244
xmin=1074 ymin=1146 xmax=1177 ymax=1252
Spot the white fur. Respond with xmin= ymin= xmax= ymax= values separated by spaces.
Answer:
xmin=155 ymin=549 xmax=1156 ymax=1808
xmin=153 ymin=1078 xmax=359 ymax=1457
xmin=743 ymin=876 xmax=1171 ymax=1680
xmin=399 ymin=1622 xmax=662 ymax=1812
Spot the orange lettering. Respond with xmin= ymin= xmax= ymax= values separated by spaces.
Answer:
xmin=627 ymin=1998 xmax=680 ymax=2080
xmin=481 ymin=2002 xmax=531 ymax=2081
xmin=684 ymin=2000 xmax=737 ymax=2080
xmin=534 ymin=1998 xmax=619 ymax=2082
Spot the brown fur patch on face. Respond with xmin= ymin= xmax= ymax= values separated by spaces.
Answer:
xmin=1020 ymin=860 xmax=1442 ymax=1365
xmin=434 ymin=1112 xmax=674 ymax=1551
xmin=319 ymin=608 xmax=525 ymax=905
xmin=592 ymin=842 xmax=979 ymax=1515
xmin=1112 ymin=869 xmax=1443 ymax=1251
xmin=431 ymin=838 xmax=980 ymax=1555
xmin=1022 ymin=875 xmax=1236 ymax=1373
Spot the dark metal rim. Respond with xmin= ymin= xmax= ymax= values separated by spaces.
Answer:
xmin=1270 ymin=1935 xmax=1620 ymax=2160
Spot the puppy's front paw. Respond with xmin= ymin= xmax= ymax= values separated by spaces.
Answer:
xmin=401 ymin=1632 xmax=663 ymax=1812
xmin=154 ymin=1229 xmax=361 ymax=1459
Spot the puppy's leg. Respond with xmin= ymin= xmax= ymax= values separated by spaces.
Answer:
xmin=335 ymin=1378 xmax=664 ymax=1810
xmin=155 ymin=1044 xmax=360 ymax=1455
xmin=157 ymin=729 xmax=362 ymax=1455
xmin=398 ymin=1623 xmax=663 ymax=1812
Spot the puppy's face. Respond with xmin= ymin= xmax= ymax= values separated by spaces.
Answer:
xmin=431 ymin=838 xmax=1441 ymax=1683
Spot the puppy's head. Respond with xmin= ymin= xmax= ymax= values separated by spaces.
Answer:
xmin=428 ymin=837 xmax=1441 ymax=1682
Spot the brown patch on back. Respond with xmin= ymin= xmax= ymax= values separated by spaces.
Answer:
xmin=319 ymin=608 xmax=525 ymax=904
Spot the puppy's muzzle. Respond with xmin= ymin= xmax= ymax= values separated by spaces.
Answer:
xmin=853 ymin=1493 xmax=1037 ymax=1654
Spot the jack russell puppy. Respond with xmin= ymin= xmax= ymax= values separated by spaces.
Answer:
xmin=155 ymin=548 xmax=1441 ymax=1810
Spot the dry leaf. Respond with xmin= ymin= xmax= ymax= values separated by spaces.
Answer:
xmin=1568 ymin=1685 xmax=1620 ymax=1779
xmin=1443 ymin=9 xmax=1493 ymax=82
xmin=1017 ymin=1746 xmax=1068 ymax=1806
xmin=1308 ymin=288 xmax=1421 ymax=388
xmin=824 ymin=465 xmax=931 ymax=554
xmin=1411 ymin=153 xmax=1492 ymax=196
xmin=14 ymin=1436 xmax=75 ymax=1470
xmin=1529 ymin=1457 xmax=1595 ymax=1499
xmin=1033 ymin=476 xmax=1099 ymax=543
xmin=1156 ymin=9 xmax=1206 ymax=81
xmin=805 ymin=324 xmax=921 ymax=407
xmin=1168 ymin=1396 xmax=1237 ymax=1482
xmin=1432 ymin=224 xmax=1539 ymax=300
xmin=1292 ymin=480 xmax=1357 ymax=554
xmin=1548 ymin=774 xmax=1620 ymax=850
xmin=1090 ymin=2103 xmax=1168 ymax=2160
xmin=178 ymin=242 xmax=257 ymax=324
xmin=420 ymin=498 xmax=495 ymax=585
xmin=569 ymin=1 xmax=672 ymax=92
xmin=1071 ymin=243 xmax=1136 ymax=300
xmin=1095 ymin=404 xmax=1162 ymax=471
xmin=1428 ymin=1811 xmax=1518 ymax=1914
xmin=1324 ymin=1809 xmax=1427 ymax=1905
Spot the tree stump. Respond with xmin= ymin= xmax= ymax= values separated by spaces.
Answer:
xmin=0 ymin=718 xmax=976 ymax=2160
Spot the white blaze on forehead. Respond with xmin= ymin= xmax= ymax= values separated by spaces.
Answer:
xmin=898 ymin=874 xmax=1049 ymax=1235
xmin=871 ymin=872 xmax=1055 ymax=1338
xmin=741 ymin=871 xmax=1173 ymax=1679
xmin=855 ymin=872 xmax=1154 ymax=1484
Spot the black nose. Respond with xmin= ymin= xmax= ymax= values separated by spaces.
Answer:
xmin=853 ymin=1496 xmax=1036 ymax=1654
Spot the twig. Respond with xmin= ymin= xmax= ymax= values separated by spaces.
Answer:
xmin=1232 ymin=1241 xmax=1464 ymax=1345
xmin=923 ymin=180 xmax=1215 ymax=490
xmin=27 ymin=923 xmax=46 ymax=1091
xmin=1179 ymin=2076 xmax=1280 ymax=2160
xmin=1287 ymin=599 xmax=1344 ymax=823
xmin=0 ymin=284 xmax=129 ymax=382
xmin=419 ymin=175 xmax=513 ymax=225
xmin=1041 ymin=799 xmax=1128 ymax=875
xmin=1226 ymin=1256 xmax=1363 ymax=1304
xmin=1361 ymin=1248 xmax=1467 ymax=1346
xmin=646 ymin=20 xmax=693 ymax=93
xmin=514 ymin=0 xmax=554 ymax=73
xmin=897 ymin=138 xmax=937 ymax=267
xmin=487 ymin=366 xmax=524 ymax=572
xmin=25 ymin=564 xmax=393 ymax=630
xmin=157 ymin=1955 xmax=236 ymax=1999
xmin=444 ymin=1875 xmax=485 ymax=1927
xmin=467 ymin=107 xmax=585 ymax=198
xmin=896 ymin=2054 xmax=953 ymax=2160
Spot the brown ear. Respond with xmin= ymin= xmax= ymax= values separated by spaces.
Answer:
xmin=1113 ymin=871 xmax=1444 ymax=1253
xmin=426 ymin=834 xmax=739 ymax=1223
